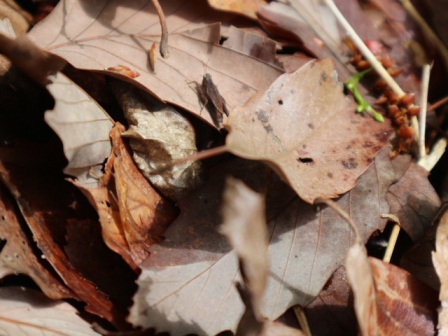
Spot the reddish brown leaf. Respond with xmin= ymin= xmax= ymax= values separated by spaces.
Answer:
xmin=347 ymin=244 xmax=438 ymax=335
xmin=226 ymin=59 xmax=393 ymax=203
xmin=129 ymin=147 xmax=408 ymax=335
xmin=111 ymin=123 xmax=179 ymax=265
xmin=0 ymin=183 xmax=74 ymax=300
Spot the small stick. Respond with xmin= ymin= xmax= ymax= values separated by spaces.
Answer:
xmin=418 ymin=137 xmax=447 ymax=171
xmin=428 ymin=95 xmax=448 ymax=112
xmin=323 ymin=0 xmax=404 ymax=97
xmin=293 ymin=306 xmax=312 ymax=336
xmin=418 ymin=64 xmax=431 ymax=159
xmin=382 ymin=223 xmax=401 ymax=263
xmin=151 ymin=0 xmax=169 ymax=58
xmin=399 ymin=0 xmax=448 ymax=70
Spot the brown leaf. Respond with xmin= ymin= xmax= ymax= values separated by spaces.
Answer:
xmin=226 ymin=59 xmax=393 ymax=203
xmin=0 ymin=160 xmax=134 ymax=328
xmin=0 ymin=5 xmax=31 ymax=36
xmin=111 ymin=81 xmax=204 ymax=201
xmin=387 ymin=162 xmax=441 ymax=241
xmin=0 ymin=287 xmax=100 ymax=335
xmin=0 ymin=32 xmax=65 ymax=86
xmin=129 ymin=147 xmax=407 ymax=335
xmin=28 ymin=0 xmax=283 ymax=127
xmin=305 ymin=266 xmax=357 ymax=336
xmin=0 ymin=182 xmax=74 ymax=300
xmin=111 ymin=123 xmax=179 ymax=264
xmin=347 ymin=244 xmax=438 ymax=335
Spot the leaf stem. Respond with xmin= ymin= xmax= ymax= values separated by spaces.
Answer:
xmin=418 ymin=63 xmax=431 ymax=159
xmin=323 ymin=0 xmax=404 ymax=97
xmin=151 ymin=0 xmax=169 ymax=58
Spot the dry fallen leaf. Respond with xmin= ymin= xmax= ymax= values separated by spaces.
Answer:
xmin=45 ymin=72 xmax=114 ymax=189
xmin=0 ymin=287 xmax=101 ymax=336
xmin=207 ymin=0 xmax=267 ymax=20
xmin=111 ymin=81 xmax=204 ymax=201
xmin=128 ymin=146 xmax=408 ymax=335
xmin=348 ymin=249 xmax=438 ymax=335
xmin=0 ymin=182 xmax=74 ymax=300
xmin=112 ymin=123 xmax=179 ymax=264
xmin=226 ymin=59 xmax=393 ymax=203
xmin=28 ymin=0 xmax=283 ymax=127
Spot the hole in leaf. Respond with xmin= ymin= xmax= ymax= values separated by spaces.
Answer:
xmin=298 ymin=157 xmax=313 ymax=164
xmin=278 ymin=100 xmax=283 ymax=105
xmin=0 ymin=239 xmax=6 ymax=253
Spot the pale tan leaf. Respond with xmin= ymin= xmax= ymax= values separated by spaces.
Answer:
xmin=226 ymin=59 xmax=392 ymax=203
xmin=208 ymin=0 xmax=267 ymax=20
xmin=0 ymin=287 xmax=100 ymax=336
xmin=44 ymin=72 xmax=114 ymax=188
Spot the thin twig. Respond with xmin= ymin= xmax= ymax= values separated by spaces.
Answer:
xmin=428 ymin=95 xmax=448 ymax=112
xmin=314 ymin=197 xmax=361 ymax=242
xmin=151 ymin=0 xmax=169 ymax=58
xmin=399 ymin=0 xmax=448 ymax=70
xmin=293 ymin=306 xmax=312 ymax=336
xmin=383 ymin=223 xmax=401 ymax=263
xmin=418 ymin=137 xmax=447 ymax=171
xmin=323 ymin=0 xmax=404 ymax=97
xmin=418 ymin=64 xmax=431 ymax=159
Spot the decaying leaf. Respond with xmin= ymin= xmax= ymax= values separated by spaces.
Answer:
xmin=110 ymin=80 xmax=204 ymax=201
xmin=28 ymin=0 xmax=283 ymax=127
xmin=226 ymin=59 xmax=393 ymax=203
xmin=207 ymin=0 xmax=267 ymax=20
xmin=0 ymin=287 xmax=100 ymax=336
xmin=45 ymin=72 xmax=114 ymax=188
xmin=112 ymin=123 xmax=179 ymax=264
xmin=348 ymin=246 xmax=438 ymax=335
xmin=0 ymin=160 xmax=134 ymax=328
xmin=433 ymin=209 xmax=448 ymax=335
xmin=0 ymin=182 xmax=74 ymax=300
xmin=129 ymin=146 xmax=408 ymax=335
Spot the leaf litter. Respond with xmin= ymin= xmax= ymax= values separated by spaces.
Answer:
xmin=0 ymin=0 xmax=446 ymax=335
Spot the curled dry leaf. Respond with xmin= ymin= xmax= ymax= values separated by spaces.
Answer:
xmin=433 ymin=209 xmax=448 ymax=335
xmin=0 ymin=31 xmax=65 ymax=86
xmin=348 ymin=246 xmax=438 ymax=336
xmin=112 ymin=123 xmax=179 ymax=264
xmin=129 ymin=147 xmax=408 ymax=335
xmin=0 ymin=287 xmax=100 ymax=336
xmin=110 ymin=80 xmax=204 ymax=201
xmin=0 ymin=183 xmax=74 ymax=300
xmin=45 ymin=72 xmax=114 ymax=189
xmin=207 ymin=0 xmax=267 ymax=20
xmin=28 ymin=0 xmax=283 ymax=127
xmin=226 ymin=59 xmax=393 ymax=203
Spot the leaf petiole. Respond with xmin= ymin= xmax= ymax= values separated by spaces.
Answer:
xmin=345 ymin=69 xmax=384 ymax=122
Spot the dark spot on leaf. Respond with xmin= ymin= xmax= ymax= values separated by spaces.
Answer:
xmin=308 ymin=123 xmax=314 ymax=129
xmin=327 ymin=173 xmax=333 ymax=178
xmin=320 ymin=72 xmax=328 ymax=83
xmin=374 ymin=131 xmax=390 ymax=143
xmin=363 ymin=141 xmax=373 ymax=148
xmin=303 ymin=144 xmax=307 ymax=149
xmin=105 ymin=201 xmax=111 ymax=207
xmin=373 ymin=145 xmax=382 ymax=152
xmin=256 ymin=109 xmax=273 ymax=133
xmin=0 ymin=239 xmax=6 ymax=253
xmin=366 ymin=158 xmax=373 ymax=164
xmin=298 ymin=157 xmax=313 ymax=164
xmin=1 ymin=215 xmax=4 ymax=221
xmin=346 ymin=145 xmax=351 ymax=150
xmin=278 ymin=100 xmax=283 ymax=105
xmin=341 ymin=158 xmax=358 ymax=169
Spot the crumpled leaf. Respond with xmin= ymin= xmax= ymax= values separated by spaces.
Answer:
xmin=226 ymin=59 xmax=393 ymax=203
xmin=387 ymin=162 xmax=441 ymax=241
xmin=347 ymin=245 xmax=438 ymax=335
xmin=28 ymin=0 xmax=283 ymax=127
xmin=111 ymin=80 xmax=204 ymax=201
xmin=0 ymin=182 xmax=74 ymax=300
xmin=0 ymin=160 xmax=134 ymax=328
xmin=129 ymin=147 xmax=408 ymax=335
xmin=433 ymin=208 xmax=448 ymax=335
xmin=0 ymin=287 xmax=100 ymax=336
xmin=45 ymin=72 xmax=114 ymax=188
